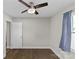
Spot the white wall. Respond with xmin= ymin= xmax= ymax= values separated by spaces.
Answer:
xmin=3 ymin=14 xmax=12 ymax=58
xmin=50 ymin=13 xmax=63 ymax=50
xmin=12 ymin=18 xmax=51 ymax=48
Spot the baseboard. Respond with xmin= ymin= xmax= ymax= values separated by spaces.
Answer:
xmin=50 ymin=48 xmax=63 ymax=59
xmin=9 ymin=47 xmax=50 ymax=49
xmin=50 ymin=48 xmax=75 ymax=59
xmin=22 ymin=47 xmax=50 ymax=49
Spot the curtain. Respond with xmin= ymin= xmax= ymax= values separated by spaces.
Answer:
xmin=59 ymin=11 xmax=72 ymax=52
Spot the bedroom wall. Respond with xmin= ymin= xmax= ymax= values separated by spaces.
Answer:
xmin=12 ymin=18 xmax=51 ymax=48
xmin=50 ymin=13 xmax=63 ymax=50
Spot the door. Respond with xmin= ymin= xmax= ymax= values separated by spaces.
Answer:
xmin=11 ymin=22 xmax=22 ymax=48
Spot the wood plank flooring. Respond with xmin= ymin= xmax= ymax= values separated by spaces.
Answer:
xmin=5 ymin=49 xmax=59 ymax=59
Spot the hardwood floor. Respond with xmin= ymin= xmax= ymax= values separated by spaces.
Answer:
xmin=5 ymin=49 xmax=59 ymax=59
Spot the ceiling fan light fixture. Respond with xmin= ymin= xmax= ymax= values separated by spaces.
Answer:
xmin=19 ymin=0 xmax=48 ymax=15
xmin=28 ymin=8 xmax=35 ymax=14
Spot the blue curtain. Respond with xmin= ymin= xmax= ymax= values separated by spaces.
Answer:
xmin=59 ymin=11 xmax=72 ymax=52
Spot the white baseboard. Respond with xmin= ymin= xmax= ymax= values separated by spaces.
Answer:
xmin=50 ymin=48 xmax=75 ymax=59
xmin=50 ymin=48 xmax=64 ymax=59
xmin=22 ymin=47 xmax=50 ymax=49
xmin=9 ymin=47 xmax=50 ymax=49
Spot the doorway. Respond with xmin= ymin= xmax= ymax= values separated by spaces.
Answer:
xmin=6 ymin=22 xmax=11 ymax=53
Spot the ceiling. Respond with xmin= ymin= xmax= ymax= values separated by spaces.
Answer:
xmin=4 ymin=0 xmax=74 ymax=18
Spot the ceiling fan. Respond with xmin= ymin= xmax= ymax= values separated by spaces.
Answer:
xmin=18 ymin=0 xmax=48 ymax=15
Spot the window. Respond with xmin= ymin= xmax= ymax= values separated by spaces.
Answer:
xmin=71 ymin=11 xmax=75 ymax=52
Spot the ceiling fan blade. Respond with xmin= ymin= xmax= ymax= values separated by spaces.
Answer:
xmin=35 ymin=10 xmax=39 ymax=15
xmin=18 ymin=0 xmax=31 ymax=8
xmin=21 ymin=9 xmax=28 ymax=13
xmin=34 ymin=2 xmax=48 ymax=9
